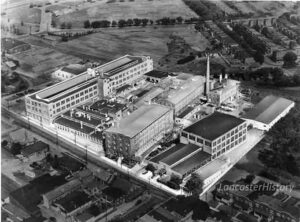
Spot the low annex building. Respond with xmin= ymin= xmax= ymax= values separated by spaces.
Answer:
xmin=242 ymin=95 xmax=295 ymax=131
xmin=53 ymin=64 xmax=87 ymax=81
xmin=104 ymin=104 xmax=173 ymax=159
xmin=21 ymin=141 xmax=49 ymax=162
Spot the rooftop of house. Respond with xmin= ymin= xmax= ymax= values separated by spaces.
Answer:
xmin=21 ymin=141 xmax=49 ymax=157
xmin=105 ymin=104 xmax=172 ymax=138
xmin=54 ymin=190 xmax=92 ymax=213
xmin=9 ymin=174 xmax=67 ymax=214
xmin=43 ymin=178 xmax=81 ymax=202
xmin=184 ymin=112 xmax=245 ymax=141
xmin=242 ymin=95 xmax=294 ymax=124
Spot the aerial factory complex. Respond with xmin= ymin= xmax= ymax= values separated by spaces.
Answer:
xmin=24 ymin=53 xmax=294 ymax=188
xmin=3 ymin=1 xmax=300 ymax=221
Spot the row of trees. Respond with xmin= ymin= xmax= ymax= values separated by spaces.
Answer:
xmin=232 ymin=24 xmax=269 ymax=55
xmin=83 ymin=16 xmax=198 ymax=29
xmin=258 ymin=109 xmax=300 ymax=176
xmin=245 ymin=67 xmax=300 ymax=87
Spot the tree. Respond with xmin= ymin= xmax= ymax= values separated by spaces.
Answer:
xmin=141 ymin=18 xmax=149 ymax=26
xmin=254 ymin=50 xmax=264 ymax=64
xmin=283 ymin=51 xmax=297 ymax=67
xmin=127 ymin=19 xmax=133 ymax=26
xmin=51 ymin=20 xmax=56 ymax=28
xmin=133 ymin=18 xmax=141 ymax=26
xmin=1 ymin=140 xmax=8 ymax=148
xmin=60 ymin=22 xmax=66 ymax=29
xmin=66 ymin=22 xmax=72 ymax=29
xmin=176 ymin=16 xmax=183 ymax=24
xmin=145 ymin=163 xmax=156 ymax=173
xmin=184 ymin=173 xmax=203 ymax=195
xmin=111 ymin=21 xmax=117 ymax=27
xmin=118 ymin=19 xmax=127 ymax=28
xmin=289 ymin=40 xmax=297 ymax=49
xmin=84 ymin=20 xmax=91 ymax=28
xmin=10 ymin=142 xmax=22 ymax=155
xmin=191 ymin=200 xmax=210 ymax=221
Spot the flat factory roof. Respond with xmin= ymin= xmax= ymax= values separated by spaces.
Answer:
xmin=242 ymin=95 xmax=294 ymax=124
xmin=30 ymin=55 xmax=145 ymax=103
xmin=171 ymin=150 xmax=211 ymax=175
xmin=151 ymin=143 xmax=200 ymax=166
xmin=184 ymin=112 xmax=245 ymax=141
xmin=61 ymin=64 xmax=87 ymax=75
xmin=164 ymin=75 xmax=205 ymax=105
xmin=105 ymin=104 xmax=171 ymax=138
xmin=145 ymin=70 xmax=170 ymax=79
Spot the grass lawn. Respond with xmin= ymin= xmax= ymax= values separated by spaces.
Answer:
xmin=53 ymin=0 xmax=197 ymax=28
xmin=56 ymin=25 xmax=209 ymax=65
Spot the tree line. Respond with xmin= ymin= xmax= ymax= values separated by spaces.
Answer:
xmin=82 ymin=16 xmax=199 ymax=29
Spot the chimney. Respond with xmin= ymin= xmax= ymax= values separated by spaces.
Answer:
xmin=205 ymin=55 xmax=210 ymax=96
xmin=225 ymin=73 xmax=228 ymax=79
xmin=80 ymin=121 xmax=83 ymax=129
xmin=219 ymin=74 xmax=222 ymax=83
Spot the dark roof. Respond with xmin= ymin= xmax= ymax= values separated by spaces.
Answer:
xmin=177 ymin=106 xmax=194 ymax=119
xmin=61 ymin=65 xmax=87 ymax=75
xmin=184 ymin=112 xmax=245 ymax=141
xmin=90 ymin=99 xmax=126 ymax=114
xmin=54 ymin=117 xmax=95 ymax=134
xmin=145 ymin=70 xmax=170 ymax=79
xmin=242 ymin=95 xmax=294 ymax=124
xmin=102 ymin=187 xmax=125 ymax=200
xmin=9 ymin=174 xmax=67 ymax=214
xmin=55 ymin=190 xmax=92 ymax=213
xmin=116 ymin=84 xmax=131 ymax=93
xmin=171 ymin=150 xmax=211 ymax=175
xmin=21 ymin=141 xmax=48 ymax=157
xmin=22 ymin=216 xmax=47 ymax=222
xmin=152 ymin=143 xmax=200 ymax=166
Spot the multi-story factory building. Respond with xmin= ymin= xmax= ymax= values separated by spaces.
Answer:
xmin=25 ymin=55 xmax=153 ymax=125
xmin=104 ymin=104 xmax=173 ymax=159
xmin=155 ymin=73 xmax=206 ymax=115
xmin=181 ymin=112 xmax=247 ymax=159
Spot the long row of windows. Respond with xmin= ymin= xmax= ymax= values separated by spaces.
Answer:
xmin=181 ymin=132 xmax=211 ymax=147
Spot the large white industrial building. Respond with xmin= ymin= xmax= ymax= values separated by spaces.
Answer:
xmin=242 ymin=95 xmax=295 ymax=131
xmin=25 ymin=55 xmax=153 ymax=125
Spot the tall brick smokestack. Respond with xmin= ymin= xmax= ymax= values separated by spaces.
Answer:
xmin=206 ymin=55 xmax=210 ymax=96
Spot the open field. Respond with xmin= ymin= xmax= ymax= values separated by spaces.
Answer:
xmin=1 ymin=6 xmax=41 ymax=25
xmin=56 ymin=25 xmax=209 ymax=64
xmin=13 ymin=45 xmax=81 ymax=77
xmin=53 ymin=0 xmax=197 ymax=28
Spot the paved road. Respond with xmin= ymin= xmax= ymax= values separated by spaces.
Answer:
xmin=2 ymin=107 xmax=172 ymax=200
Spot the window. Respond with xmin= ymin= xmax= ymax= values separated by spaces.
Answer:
xmin=197 ymin=138 xmax=204 ymax=144
xmin=181 ymin=132 xmax=188 ymax=138
xmin=205 ymin=141 xmax=211 ymax=146
xmin=189 ymin=135 xmax=195 ymax=141
xmin=80 ymin=92 xmax=84 ymax=96
xmin=76 ymin=94 xmax=79 ymax=98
